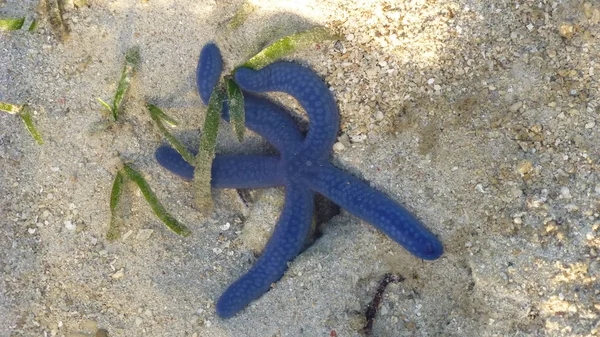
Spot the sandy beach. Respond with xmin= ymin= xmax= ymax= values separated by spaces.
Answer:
xmin=1 ymin=0 xmax=599 ymax=336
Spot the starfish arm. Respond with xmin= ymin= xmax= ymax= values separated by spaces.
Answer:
xmin=230 ymin=94 xmax=304 ymax=151
xmin=304 ymin=163 xmax=443 ymax=260
xmin=234 ymin=63 xmax=340 ymax=159
xmin=196 ymin=44 xmax=304 ymax=151
xmin=216 ymin=183 xmax=314 ymax=318
xmin=196 ymin=43 xmax=223 ymax=105
xmin=155 ymin=145 xmax=284 ymax=188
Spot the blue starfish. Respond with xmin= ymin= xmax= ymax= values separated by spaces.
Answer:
xmin=155 ymin=43 xmax=443 ymax=318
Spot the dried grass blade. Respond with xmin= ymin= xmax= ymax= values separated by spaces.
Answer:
xmin=242 ymin=27 xmax=336 ymax=70
xmin=44 ymin=0 xmax=69 ymax=41
xmin=227 ymin=1 xmax=256 ymax=30
xmin=225 ymin=78 xmax=245 ymax=142
xmin=96 ymin=98 xmax=112 ymax=113
xmin=147 ymin=103 xmax=195 ymax=165
xmin=147 ymin=103 xmax=178 ymax=127
xmin=0 ymin=17 xmax=25 ymax=31
xmin=123 ymin=164 xmax=191 ymax=237
xmin=111 ymin=47 xmax=140 ymax=120
xmin=0 ymin=101 xmax=23 ymax=114
xmin=194 ymin=81 xmax=225 ymax=214
xmin=19 ymin=105 xmax=44 ymax=145
xmin=28 ymin=19 xmax=38 ymax=31
xmin=106 ymin=170 xmax=125 ymax=241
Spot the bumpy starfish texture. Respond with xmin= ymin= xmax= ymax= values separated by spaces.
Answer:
xmin=155 ymin=43 xmax=443 ymax=318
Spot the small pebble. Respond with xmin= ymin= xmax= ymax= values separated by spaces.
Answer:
xmin=475 ymin=183 xmax=485 ymax=193
xmin=559 ymin=23 xmax=575 ymax=39
xmin=365 ymin=67 xmax=378 ymax=77
xmin=509 ymin=101 xmax=523 ymax=113
xmin=74 ymin=0 xmax=89 ymax=8
xmin=358 ymin=34 xmax=371 ymax=44
xmin=560 ymin=187 xmax=572 ymax=199
xmin=122 ymin=230 xmax=134 ymax=240
xmin=64 ymin=220 xmax=76 ymax=231
xmin=111 ymin=268 xmax=125 ymax=279
xmin=516 ymin=160 xmax=533 ymax=176
xmin=333 ymin=142 xmax=345 ymax=152
xmin=545 ymin=220 xmax=559 ymax=233
xmin=338 ymin=133 xmax=351 ymax=148
xmin=527 ymin=197 xmax=544 ymax=209
xmin=80 ymin=320 xmax=98 ymax=333
xmin=350 ymin=134 xmax=367 ymax=143
xmin=565 ymin=204 xmax=579 ymax=212
xmin=219 ymin=222 xmax=231 ymax=231
xmin=530 ymin=124 xmax=543 ymax=133
xmin=380 ymin=304 xmax=389 ymax=316
xmin=136 ymin=229 xmax=154 ymax=241
xmin=95 ymin=329 xmax=109 ymax=337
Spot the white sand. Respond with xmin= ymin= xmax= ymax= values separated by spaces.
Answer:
xmin=1 ymin=0 xmax=599 ymax=336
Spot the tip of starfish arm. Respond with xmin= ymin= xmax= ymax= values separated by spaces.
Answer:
xmin=197 ymin=42 xmax=223 ymax=104
xmin=215 ymin=300 xmax=238 ymax=319
xmin=418 ymin=238 xmax=444 ymax=260
xmin=155 ymin=145 xmax=194 ymax=180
